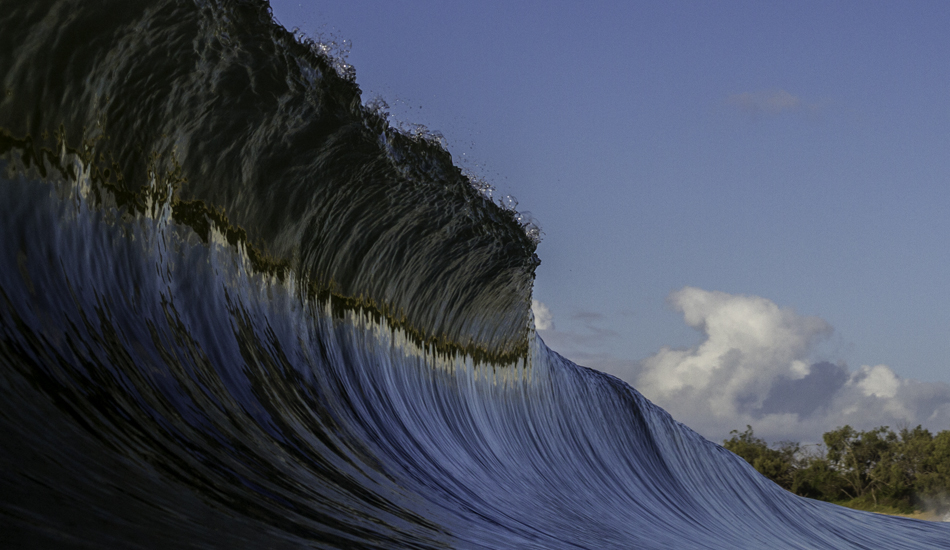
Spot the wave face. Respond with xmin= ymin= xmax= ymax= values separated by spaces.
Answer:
xmin=0 ymin=1 xmax=947 ymax=548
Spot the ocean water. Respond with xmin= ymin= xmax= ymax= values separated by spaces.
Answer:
xmin=1 ymin=1 xmax=948 ymax=548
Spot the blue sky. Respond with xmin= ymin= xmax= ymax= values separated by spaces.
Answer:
xmin=270 ymin=1 xmax=950 ymax=441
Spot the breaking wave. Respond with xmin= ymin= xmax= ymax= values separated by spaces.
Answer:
xmin=1 ymin=1 xmax=947 ymax=548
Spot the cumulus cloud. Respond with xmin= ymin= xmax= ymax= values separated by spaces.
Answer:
xmin=532 ymin=299 xmax=554 ymax=331
xmin=758 ymin=361 xmax=849 ymax=419
xmin=855 ymin=364 xmax=900 ymax=399
xmin=611 ymin=287 xmax=950 ymax=443
xmin=635 ymin=288 xmax=831 ymax=426
xmin=727 ymin=89 xmax=803 ymax=116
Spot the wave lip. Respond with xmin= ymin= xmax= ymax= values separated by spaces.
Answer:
xmin=0 ymin=0 xmax=539 ymax=361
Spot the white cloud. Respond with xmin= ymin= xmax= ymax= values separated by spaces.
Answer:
xmin=855 ymin=364 xmax=900 ymax=399
xmin=532 ymin=299 xmax=554 ymax=331
xmin=636 ymin=287 xmax=831 ymax=419
xmin=582 ymin=287 xmax=950 ymax=443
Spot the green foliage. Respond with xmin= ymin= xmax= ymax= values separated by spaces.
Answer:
xmin=823 ymin=425 xmax=904 ymax=505
xmin=790 ymin=456 xmax=847 ymax=502
xmin=724 ymin=424 xmax=950 ymax=515
xmin=916 ymin=430 xmax=950 ymax=513
xmin=723 ymin=426 xmax=797 ymax=490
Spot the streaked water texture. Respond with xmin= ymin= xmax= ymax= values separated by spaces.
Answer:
xmin=1 ymin=1 xmax=948 ymax=548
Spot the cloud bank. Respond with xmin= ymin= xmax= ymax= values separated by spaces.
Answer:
xmin=559 ymin=287 xmax=950 ymax=443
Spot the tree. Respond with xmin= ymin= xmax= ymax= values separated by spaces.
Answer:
xmin=916 ymin=430 xmax=950 ymax=513
xmin=790 ymin=451 xmax=847 ymax=502
xmin=723 ymin=426 xmax=797 ymax=490
xmin=890 ymin=426 xmax=934 ymax=507
xmin=822 ymin=425 xmax=914 ymax=508
xmin=726 ymin=424 xmax=950 ymax=513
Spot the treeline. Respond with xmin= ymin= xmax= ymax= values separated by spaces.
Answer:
xmin=723 ymin=425 xmax=950 ymax=514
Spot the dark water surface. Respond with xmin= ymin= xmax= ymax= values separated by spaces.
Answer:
xmin=2 ymin=1 xmax=948 ymax=548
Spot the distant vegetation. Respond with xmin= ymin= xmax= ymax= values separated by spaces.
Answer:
xmin=724 ymin=425 xmax=950 ymax=516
